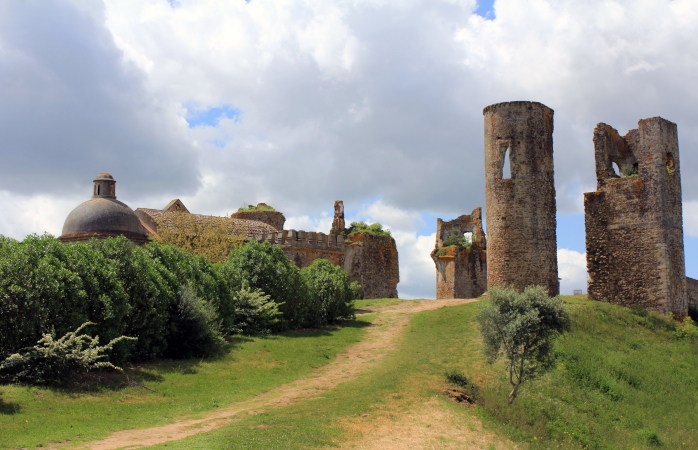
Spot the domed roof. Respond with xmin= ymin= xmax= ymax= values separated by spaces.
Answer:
xmin=94 ymin=172 xmax=115 ymax=181
xmin=59 ymin=173 xmax=148 ymax=244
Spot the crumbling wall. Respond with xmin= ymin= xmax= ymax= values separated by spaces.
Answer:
xmin=232 ymin=203 xmax=286 ymax=231
xmin=253 ymin=230 xmax=346 ymax=269
xmin=483 ymin=101 xmax=559 ymax=296
xmin=687 ymin=277 xmax=698 ymax=315
xmin=330 ymin=200 xmax=345 ymax=236
xmin=430 ymin=207 xmax=487 ymax=299
xmin=584 ymin=117 xmax=687 ymax=316
xmin=344 ymin=233 xmax=399 ymax=299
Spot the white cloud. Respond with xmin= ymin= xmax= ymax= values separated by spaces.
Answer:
xmin=684 ymin=201 xmax=698 ymax=238
xmin=2 ymin=0 xmax=698 ymax=297
xmin=557 ymin=248 xmax=587 ymax=295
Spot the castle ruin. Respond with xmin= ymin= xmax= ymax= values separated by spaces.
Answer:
xmin=430 ymin=207 xmax=487 ymax=299
xmin=584 ymin=117 xmax=695 ymax=316
xmin=483 ymin=101 xmax=559 ymax=296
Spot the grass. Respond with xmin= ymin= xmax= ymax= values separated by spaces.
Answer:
xmin=147 ymin=299 xmax=491 ymax=449
xmin=473 ymin=296 xmax=698 ymax=449
xmin=3 ymin=296 xmax=696 ymax=449
xmin=0 ymin=318 xmax=371 ymax=448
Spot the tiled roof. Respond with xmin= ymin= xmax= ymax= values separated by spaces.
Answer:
xmin=135 ymin=208 xmax=277 ymax=239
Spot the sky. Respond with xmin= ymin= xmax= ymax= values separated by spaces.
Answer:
xmin=1 ymin=0 xmax=697 ymax=298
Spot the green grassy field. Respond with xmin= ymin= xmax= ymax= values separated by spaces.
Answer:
xmin=0 ymin=316 xmax=372 ymax=449
xmin=2 ymin=297 xmax=697 ymax=449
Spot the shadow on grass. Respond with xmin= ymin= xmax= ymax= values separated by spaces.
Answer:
xmin=0 ymin=398 xmax=20 ymax=415
xmin=274 ymin=318 xmax=372 ymax=339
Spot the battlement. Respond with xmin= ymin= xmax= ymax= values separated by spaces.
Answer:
xmin=253 ymin=229 xmax=346 ymax=252
xmin=482 ymin=101 xmax=553 ymax=115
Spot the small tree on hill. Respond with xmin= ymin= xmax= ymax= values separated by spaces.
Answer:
xmin=477 ymin=285 xmax=570 ymax=404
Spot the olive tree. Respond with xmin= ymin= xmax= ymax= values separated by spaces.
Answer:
xmin=477 ymin=286 xmax=570 ymax=404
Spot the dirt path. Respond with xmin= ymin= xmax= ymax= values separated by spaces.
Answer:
xmin=68 ymin=299 xmax=477 ymax=450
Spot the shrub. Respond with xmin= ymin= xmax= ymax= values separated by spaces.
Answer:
xmin=227 ymin=241 xmax=307 ymax=329
xmin=0 ymin=235 xmax=94 ymax=358
xmin=301 ymin=259 xmax=355 ymax=326
xmin=145 ymin=242 xmax=235 ymax=335
xmin=443 ymin=229 xmax=472 ymax=248
xmin=232 ymin=285 xmax=282 ymax=335
xmin=164 ymin=285 xmax=225 ymax=359
xmin=93 ymin=237 xmax=173 ymax=361
xmin=675 ymin=315 xmax=698 ymax=342
xmin=477 ymin=285 xmax=570 ymax=403
xmin=349 ymin=281 xmax=363 ymax=300
xmin=0 ymin=322 xmax=135 ymax=385
xmin=345 ymin=221 xmax=391 ymax=237
xmin=237 ymin=203 xmax=276 ymax=212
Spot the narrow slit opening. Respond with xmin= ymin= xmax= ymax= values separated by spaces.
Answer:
xmin=502 ymin=147 xmax=511 ymax=179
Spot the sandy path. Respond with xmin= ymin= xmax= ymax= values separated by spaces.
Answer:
xmin=67 ymin=299 xmax=476 ymax=450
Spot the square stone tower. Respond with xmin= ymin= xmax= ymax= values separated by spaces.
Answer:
xmin=584 ymin=117 xmax=687 ymax=316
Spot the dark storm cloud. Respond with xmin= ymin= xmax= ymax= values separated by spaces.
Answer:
xmin=0 ymin=1 xmax=199 ymax=198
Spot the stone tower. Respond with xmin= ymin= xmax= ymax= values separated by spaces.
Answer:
xmin=584 ymin=117 xmax=688 ymax=316
xmin=483 ymin=101 xmax=559 ymax=296
xmin=431 ymin=207 xmax=487 ymax=299
xmin=331 ymin=200 xmax=345 ymax=235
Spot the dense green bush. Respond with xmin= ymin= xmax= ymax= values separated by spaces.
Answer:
xmin=227 ymin=241 xmax=307 ymax=329
xmin=0 ymin=233 xmax=358 ymax=379
xmin=92 ymin=237 xmax=173 ymax=361
xmin=145 ymin=242 xmax=235 ymax=334
xmin=0 ymin=235 xmax=129 ymax=359
xmin=301 ymin=259 xmax=355 ymax=326
xmin=164 ymin=285 xmax=225 ymax=358
xmin=232 ymin=285 xmax=283 ymax=335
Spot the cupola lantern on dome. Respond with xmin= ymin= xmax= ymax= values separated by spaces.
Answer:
xmin=59 ymin=172 xmax=149 ymax=245
xmin=93 ymin=172 xmax=116 ymax=199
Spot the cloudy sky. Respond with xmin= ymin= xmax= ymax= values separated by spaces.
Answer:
xmin=1 ymin=0 xmax=697 ymax=298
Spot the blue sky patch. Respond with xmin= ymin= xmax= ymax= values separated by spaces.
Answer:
xmin=185 ymin=104 xmax=241 ymax=128
xmin=475 ymin=0 xmax=496 ymax=20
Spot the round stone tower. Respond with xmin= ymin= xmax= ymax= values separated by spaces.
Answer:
xmin=483 ymin=101 xmax=559 ymax=296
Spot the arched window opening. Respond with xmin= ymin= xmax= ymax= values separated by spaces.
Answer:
xmin=97 ymin=184 xmax=100 ymax=195
xmin=464 ymin=231 xmax=473 ymax=247
xmin=502 ymin=147 xmax=511 ymax=179
xmin=612 ymin=162 xmax=621 ymax=177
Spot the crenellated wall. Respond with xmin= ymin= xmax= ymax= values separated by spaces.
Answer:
xmin=253 ymin=229 xmax=346 ymax=268
xmin=253 ymin=229 xmax=399 ymax=298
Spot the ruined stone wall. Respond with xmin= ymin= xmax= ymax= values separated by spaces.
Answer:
xmin=330 ymin=200 xmax=345 ymax=236
xmin=232 ymin=204 xmax=286 ymax=231
xmin=687 ymin=277 xmax=698 ymax=314
xmin=431 ymin=207 xmax=487 ymax=299
xmin=483 ymin=101 xmax=559 ymax=296
xmin=344 ymin=233 xmax=399 ymax=299
xmin=252 ymin=230 xmax=346 ymax=269
xmin=585 ymin=118 xmax=687 ymax=316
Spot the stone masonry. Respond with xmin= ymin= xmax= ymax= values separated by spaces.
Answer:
xmin=251 ymin=200 xmax=399 ymax=299
xmin=585 ymin=117 xmax=688 ymax=316
xmin=430 ymin=207 xmax=487 ymax=299
xmin=231 ymin=203 xmax=286 ymax=231
xmin=483 ymin=101 xmax=559 ymax=296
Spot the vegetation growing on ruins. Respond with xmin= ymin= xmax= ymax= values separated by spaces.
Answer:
xmin=621 ymin=163 xmax=639 ymax=177
xmin=443 ymin=229 xmax=473 ymax=248
xmin=237 ymin=203 xmax=277 ymax=212
xmin=477 ymin=286 xmax=570 ymax=403
xmin=153 ymin=211 xmax=246 ymax=262
xmin=344 ymin=221 xmax=391 ymax=237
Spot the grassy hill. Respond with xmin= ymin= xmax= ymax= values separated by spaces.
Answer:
xmin=1 ymin=296 xmax=696 ymax=449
